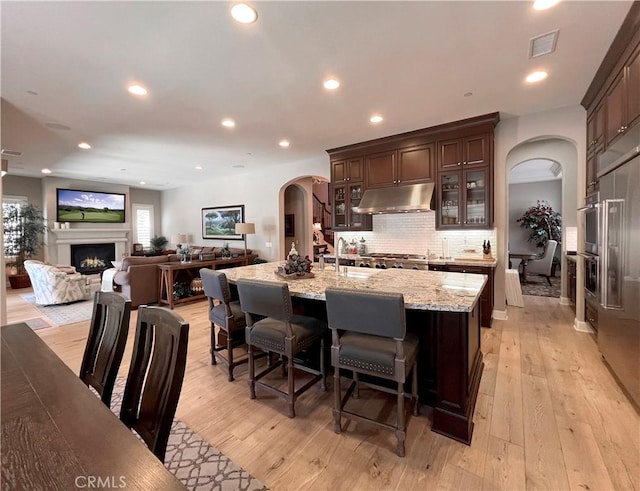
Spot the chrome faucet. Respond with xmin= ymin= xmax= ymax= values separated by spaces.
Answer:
xmin=335 ymin=237 xmax=347 ymax=272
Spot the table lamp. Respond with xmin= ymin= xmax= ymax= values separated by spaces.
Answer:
xmin=235 ymin=222 xmax=255 ymax=258
xmin=171 ymin=234 xmax=187 ymax=251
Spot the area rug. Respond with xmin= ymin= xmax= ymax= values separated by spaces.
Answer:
xmin=109 ymin=379 xmax=268 ymax=491
xmin=521 ymin=274 xmax=561 ymax=298
xmin=20 ymin=293 xmax=93 ymax=327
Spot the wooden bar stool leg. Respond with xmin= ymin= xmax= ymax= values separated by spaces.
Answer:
xmin=396 ymin=380 xmax=406 ymax=457
xmin=210 ymin=323 xmax=217 ymax=365
xmin=226 ymin=329 xmax=234 ymax=381
xmin=333 ymin=371 xmax=342 ymax=433
xmin=287 ymin=354 xmax=295 ymax=418
xmin=248 ymin=343 xmax=256 ymax=399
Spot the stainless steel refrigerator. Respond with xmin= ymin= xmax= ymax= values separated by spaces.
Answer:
xmin=597 ymin=145 xmax=640 ymax=407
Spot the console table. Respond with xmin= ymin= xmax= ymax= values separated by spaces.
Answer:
xmin=158 ymin=256 xmax=256 ymax=309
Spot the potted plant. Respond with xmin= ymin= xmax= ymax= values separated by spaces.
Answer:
xmin=517 ymin=200 xmax=562 ymax=276
xmin=3 ymin=203 xmax=48 ymax=289
xmin=150 ymin=235 xmax=168 ymax=252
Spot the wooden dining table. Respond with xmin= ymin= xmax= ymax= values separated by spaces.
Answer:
xmin=1 ymin=323 xmax=185 ymax=490
xmin=508 ymin=251 xmax=541 ymax=283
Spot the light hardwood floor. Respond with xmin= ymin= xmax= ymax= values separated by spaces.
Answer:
xmin=5 ymin=290 xmax=639 ymax=490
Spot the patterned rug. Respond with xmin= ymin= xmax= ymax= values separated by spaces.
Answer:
xmin=109 ymin=379 xmax=267 ymax=491
xmin=521 ymin=273 xmax=561 ymax=298
xmin=20 ymin=293 xmax=94 ymax=327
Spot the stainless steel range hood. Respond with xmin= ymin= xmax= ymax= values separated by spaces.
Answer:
xmin=354 ymin=182 xmax=434 ymax=214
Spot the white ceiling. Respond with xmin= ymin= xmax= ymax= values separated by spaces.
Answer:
xmin=509 ymin=158 xmax=562 ymax=183
xmin=1 ymin=1 xmax=632 ymax=190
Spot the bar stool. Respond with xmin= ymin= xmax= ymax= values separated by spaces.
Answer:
xmin=236 ymin=278 xmax=327 ymax=418
xmin=325 ymin=287 xmax=419 ymax=457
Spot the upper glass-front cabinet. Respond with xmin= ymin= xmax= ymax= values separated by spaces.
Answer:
xmin=438 ymin=168 xmax=489 ymax=228
xmin=332 ymin=183 xmax=371 ymax=231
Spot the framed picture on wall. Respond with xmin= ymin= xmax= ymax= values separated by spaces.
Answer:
xmin=202 ymin=205 xmax=244 ymax=240
xmin=284 ymin=214 xmax=295 ymax=237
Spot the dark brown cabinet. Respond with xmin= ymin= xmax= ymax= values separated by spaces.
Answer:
xmin=582 ymin=4 xmax=640 ymax=197
xmin=438 ymin=166 xmax=490 ymax=228
xmin=331 ymin=157 xmax=371 ymax=231
xmin=437 ymin=134 xmax=489 ymax=171
xmin=567 ymin=257 xmax=577 ymax=312
xmin=365 ymin=144 xmax=435 ymax=189
xmin=429 ymin=263 xmax=494 ymax=328
xmin=327 ymin=113 xmax=498 ymax=231
xmin=332 ymin=157 xmax=363 ymax=183
xmin=605 ymin=46 xmax=640 ymax=147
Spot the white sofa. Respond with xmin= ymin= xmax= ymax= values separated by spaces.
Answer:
xmin=24 ymin=260 xmax=92 ymax=305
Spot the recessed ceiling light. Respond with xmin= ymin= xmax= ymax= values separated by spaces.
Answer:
xmin=231 ymin=3 xmax=258 ymax=24
xmin=41 ymin=168 xmax=52 ymax=174
xmin=195 ymin=165 xmax=203 ymax=170
xmin=533 ymin=0 xmax=560 ymax=10
xmin=139 ymin=181 xmax=146 ymax=185
xmin=279 ymin=140 xmax=290 ymax=148
xmin=323 ymin=79 xmax=340 ymax=90
xmin=222 ymin=119 xmax=236 ymax=128
xmin=525 ymin=70 xmax=548 ymax=83
xmin=78 ymin=142 xmax=91 ymax=149
xmin=370 ymin=115 xmax=383 ymax=123
xmin=120 ymin=168 xmax=127 ymax=171
xmin=127 ymin=83 xmax=148 ymax=96
xmin=232 ymin=164 xmax=245 ymax=168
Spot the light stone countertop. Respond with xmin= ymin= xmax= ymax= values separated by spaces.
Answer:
xmin=223 ymin=261 xmax=486 ymax=312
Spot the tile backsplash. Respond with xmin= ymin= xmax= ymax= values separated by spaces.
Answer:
xmin=334 ymin=213 xmax=497 ymax=258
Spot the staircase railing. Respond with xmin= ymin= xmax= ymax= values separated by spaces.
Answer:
xmin=313 ymin=194 xmax=333 ymax=247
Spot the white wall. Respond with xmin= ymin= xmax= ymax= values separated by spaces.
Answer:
xmin=494 ymin=105 xmax=585 ymax=323
xmin=162 ymin=156 xmax=329 ymax=262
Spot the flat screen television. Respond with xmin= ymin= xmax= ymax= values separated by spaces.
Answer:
xmin=56 ymin=188 xmax=126 ymax=223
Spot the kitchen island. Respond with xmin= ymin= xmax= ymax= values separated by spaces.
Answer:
xmin=223 ymin=262 xmax=486 ymax=444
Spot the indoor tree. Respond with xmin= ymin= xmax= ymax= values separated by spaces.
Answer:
xmin=517 ymin=200 xmax=562 ymax=249
xmin=3 ymin=203 xmax=47 ymax=288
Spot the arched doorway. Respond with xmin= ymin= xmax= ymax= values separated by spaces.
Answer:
xmin=508 ymin=158 xmax=563 ymax=298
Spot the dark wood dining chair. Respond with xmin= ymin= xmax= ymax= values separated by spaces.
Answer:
xmin=119 ymin=306 xmax=189 ymax=462
xmin=325 ymin=287 xmax=419 ymax=457
xmin=200 ymin=268 xmax=249 ymax=381
xmin=79 ymin=291 xmax=131 ymax=407
xmin=236 ymin=278 xmax=327 ymax=418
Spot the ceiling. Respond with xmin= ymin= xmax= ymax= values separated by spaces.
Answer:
xmin=509 ymin=158 xmax=562 ymax=183
xmin=1 ymin=1 xmax=632 ymax=190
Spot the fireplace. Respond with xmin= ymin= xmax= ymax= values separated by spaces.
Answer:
xmin=71 ymin=243 xmax=116 ymax=274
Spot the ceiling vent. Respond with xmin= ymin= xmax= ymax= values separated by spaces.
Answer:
xmin=1 ymin=149 xmax=23 ymax=157
xmin=44 ymin=122 xmax=71 ymax=131
xmin=529 ymin=29 xmax=559 ymax=58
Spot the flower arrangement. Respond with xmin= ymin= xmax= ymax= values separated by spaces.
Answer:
xmin=517 ymin=200 xmax=562 ymax=249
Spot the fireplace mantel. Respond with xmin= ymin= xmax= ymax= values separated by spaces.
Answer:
xmin=48 ymin=227 xmax=131 ymax=266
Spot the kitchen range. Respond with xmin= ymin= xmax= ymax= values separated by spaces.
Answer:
xmin=357 ymin=253 xmax=429 ymax=270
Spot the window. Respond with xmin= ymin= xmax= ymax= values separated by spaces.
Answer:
xmin=132 ymin=204 xmax=154 ymax=249
xmin=3 ymin=195 xmax=28 ymax=256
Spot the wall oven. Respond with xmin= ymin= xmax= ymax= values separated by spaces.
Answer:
xmin=583 ymin=253 xmax=599 ymax=301
xmin=582 ymin=192 xmax=600 ymax=255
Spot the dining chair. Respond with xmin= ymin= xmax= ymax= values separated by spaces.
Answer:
xmin=120 ymin=306 xmax=189 ymax=462
xmin=526 ymin=239 xmax=558 ymax=285
xmin=325 ymin=287 xmax=419 ymax=457
xmin=79 ymin=291 xmax=131 ymax=407
xmin=200 ymin=268 xmax=250 ymax=381
xmin=236 ymin=278 xmax=327 ymax=418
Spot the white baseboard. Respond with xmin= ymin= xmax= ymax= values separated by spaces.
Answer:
xmin=574 ymin=318 xmax=595 ymax=333
xmin=559 ymin=296 xmax=571 ymax=306
xmin=493 ymin=309 xmax=508 ymax=321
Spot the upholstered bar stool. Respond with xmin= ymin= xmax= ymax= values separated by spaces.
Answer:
xmin=236 ymin=278 xmax=327 ymax=418
xmin=201 ymin=268 xmax=250 ymax=381
xmin=325 ymin=287 xmax=419 ymax=457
